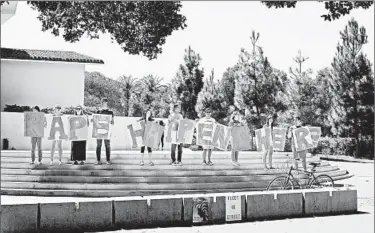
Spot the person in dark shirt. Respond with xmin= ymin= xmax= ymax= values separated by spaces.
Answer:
xmin=95 ymin=98 xmax=114 ymax=165
xmin=158 ymin=120 xmax=165 ymax=151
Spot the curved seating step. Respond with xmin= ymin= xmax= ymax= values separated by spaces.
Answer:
xmin=0 ymin=169 xmax=347 ymax=183
xmin=0 ymin=165 xmax=338 ymax=177
xmin=0 ymin=173 xmax=354 ymax=197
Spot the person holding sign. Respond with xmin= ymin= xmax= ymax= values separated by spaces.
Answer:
xmin=228 ymin=110 xmax=246 ymax=167
xmin=30 ymin=106 xmax=47 ymax=164
xmin=288 ymin=116 xmax=307 ymax=171
xmin=168 ymin=104 xmax=184 ymax=166
xmin=138 ymin=109 xmax=155 ymax=166
xmin=198 ymin=107 xmax=216 ymax=166
xmin=262 ymin=114 xmax=277 ymax=170
xmin=95 ymin=98 xmax=114 ymax=165
xmin=50 ymin=104 xmax=64 ymax=165
xmin=71 ymin=105 xmax=90 ymax=165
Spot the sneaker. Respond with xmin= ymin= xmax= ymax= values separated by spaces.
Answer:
xmin=269 ymin=166 xmax=275 ymax=169
xmin=207 ymin=161 xmax=214 ymax=166
xmin=172 ymin=162 xmax=178 ymax=166
xmin=30 ymin=161 xmax=35 ymax=165
xmin=235 ymin=162 xmax=240 ymax=166
xmin=73 ymin=161 xmax=78 ymax=165
xmin=106 ymin=161 xmax=111 ymax=165
xmin=202 ymin=161 xmax=207 ymax=166
xmin=94 ymin=161 xmax=101 ymax=165
xmin=149 ymin=161 xmax=154 ymax=166
xmin=37 ymin=162 xmax=42 ymax=165
xmin=177 ymin=162 xmax=183 ymax=166
xmin=231 ymin=161 xmax=237 ymax=166
xmin=140 ymin=161 xmax=144 ymax=166
xmin=80 ymin=161 xmax=85 ymax=165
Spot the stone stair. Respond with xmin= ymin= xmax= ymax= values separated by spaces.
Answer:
xmin=0 ymin=150 xmax=352 ymax=197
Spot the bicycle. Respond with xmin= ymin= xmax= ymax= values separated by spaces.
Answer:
xmin=266 ymin=158 xmax=334 ymax=191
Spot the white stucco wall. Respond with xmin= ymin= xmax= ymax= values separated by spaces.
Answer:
xmin=1 ymin=112 xmax=170 ymax=151
xmin=1 ymin=59 xmax=85 ymax=110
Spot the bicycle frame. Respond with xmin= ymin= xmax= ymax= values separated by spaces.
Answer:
xmin=285 ymin=166 xmax=319 ymax=189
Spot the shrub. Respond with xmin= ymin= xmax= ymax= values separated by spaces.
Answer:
xmin=4 ymin=104 xmax=31 ymax=112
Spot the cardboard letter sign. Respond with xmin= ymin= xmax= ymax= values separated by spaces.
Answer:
xmin=196 ymin=122 xmax=214 ymax=146
xmin=68 ymin=116 xmax=88 ymax=141
xmin=92 ymin=114 xmax=111 ymax=139
xmin=127 ymin=121 xmax=146 ymax=148
xmin=143 ymin=122 xmax=165 ymax=149
xmin=272 ymin=127 xmax=287 ymax=151
xmin=254 ymin=127 xmax=272 ymax=151
xmin=24 ymin=112 xmax=45 ymax=137
xmin=212 ymin=124 xmax=231 ymax=150
xmin=231 ymin=126 xmax=251 ymax=151
xmin=293 ymin=127 xmax=314 ymax=151
xmin=177 ymin=119 xmax=195 ymax=144
xmin=165 ymin=123 xmax=178 ymax=144
xmin=308 ymin=126 xmax=322 ymax=147
xmin=226 ymin=195 xmax=242 ymax=222
xmin=48 ymin=116 xmax=68 ymax=140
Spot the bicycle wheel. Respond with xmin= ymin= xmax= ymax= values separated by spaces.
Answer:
xmin=267 ymin=176 xmax=294 ymax=191
xmin=309 ymin=174 xmax=334 ymax=189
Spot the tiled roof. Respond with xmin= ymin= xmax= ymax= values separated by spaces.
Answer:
xmin=0 ymin=48 xmax=104 ymax=64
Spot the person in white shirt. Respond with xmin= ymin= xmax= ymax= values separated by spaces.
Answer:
xmin=168 ymin=104 xmax=184 ymax=166
xmin=198 ymin=107 xmax=216 ymax=166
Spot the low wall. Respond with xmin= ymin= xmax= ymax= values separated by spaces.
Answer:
xmin=0 ymin=189 xmax=357 ymax=233
xmin=0 ymin=112 xmax=171 ymax=151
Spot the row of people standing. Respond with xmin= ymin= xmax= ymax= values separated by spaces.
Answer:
xmin=29 ymin=99 xmax=114 ymax=165
xmin=29 ymin=100 xmax=307 ymax=171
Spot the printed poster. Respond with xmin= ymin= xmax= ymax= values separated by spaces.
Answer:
xmin=193 ymin=197 xmax=210 ymax=223
xmin=92 ymin=114 xmax=112 ymax=139
xmin=143 ymin=121 xmax=165 ymax=149
xmin=68 ymin=116 xmax=88 ymax=141
xmin=24 ymin=112 xmax=45 ymax=137
xmin=226 ymin=195 xmax=242 ymax=222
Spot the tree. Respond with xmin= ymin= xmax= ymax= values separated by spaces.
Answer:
xmin=328 ymin=18 xmax=374 ymax=157
xmin=117 ymin=75 xmax=140 ymax=116
xmin=1 ymin=1 xmax=187 ymax=59
xmin=195 ymin=69 xmax=229 ymax=123
xmin=221 ymin=66 xmax=239 ymax=109
xmin=234 ymin=31 xmax=288 ymax=129
xmin=262 ymin=1 xmax=373 ymax=21
xmin=172 ymin=46 xmax=205 ymax=119
xmin=84 ymin=71 xmax=124 ymax=115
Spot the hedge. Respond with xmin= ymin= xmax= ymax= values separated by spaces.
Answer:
xmin=4 ymin=104 xmax=98 ymax=115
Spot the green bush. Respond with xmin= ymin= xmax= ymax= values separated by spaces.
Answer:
xmin=4 ymin=104 xmax=31 ymax=112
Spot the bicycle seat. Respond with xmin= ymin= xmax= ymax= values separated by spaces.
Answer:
xmin=309 ymin=162 xmax=321 ymax=167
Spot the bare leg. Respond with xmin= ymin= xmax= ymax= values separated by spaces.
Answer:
xmin=269 ymin=149 xmax=273 ymax=168
xmin=50 ymin=140 xmax=56 ymax=162
xmin=202 ymin=150 xmax=207 ymax=163
xmin=263 ymin=151 xmax=268 ymax=169
xmin=208 ymin=149 xmax=212 ymax=162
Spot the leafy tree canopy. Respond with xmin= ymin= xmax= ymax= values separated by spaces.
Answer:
xmin=262 ymin=1 xmax=373 ymax=21
xmin=1 ymin=1 xmax=187 ymax=59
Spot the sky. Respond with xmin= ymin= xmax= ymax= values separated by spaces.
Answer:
xmin=1 ymin=1 xmax=374 ymax=83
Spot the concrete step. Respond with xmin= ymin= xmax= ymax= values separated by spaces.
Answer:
xmin=0 ymin=170 xmax=347 ymax=183
xmin=0 ymin=157 xmax=318 ymax=165
xmin=0 ymin=173 xmax=354 ymax=198
xmin=0 ymin=159 xmax=323 ymax=170
xmin=0 ymin=173 xmax=353 ymax=193
xmin=0 ymin=165 xmax=338 ymax=177
xmin=0 ymin=151 xmax=311 ymax=160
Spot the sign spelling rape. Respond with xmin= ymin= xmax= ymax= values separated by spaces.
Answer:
xmin=92 ymin=114 xmax=112 ymax=139
xmin=24 ymin=112 xmax=45 ymax=137
xmin=48 ymin=116 xmax=68 ymax=140
xmin=143 ymin=122 xmax=165 ymax=149
xmin=68 ymin=116 xmax=88 ymax=141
